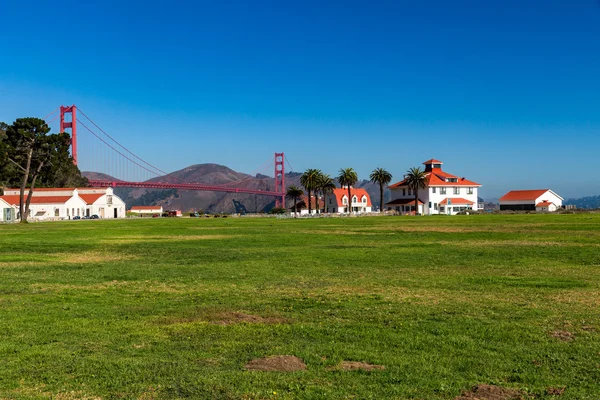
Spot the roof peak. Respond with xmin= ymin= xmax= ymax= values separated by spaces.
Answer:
xmin=423 ymin=158 xmax=443 ymax=164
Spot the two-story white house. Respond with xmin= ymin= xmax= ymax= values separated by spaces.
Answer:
xmin=325 ymin=187 xmax=372 ymax=214
xmin=386 ymin=159 xmax=482 ymax=215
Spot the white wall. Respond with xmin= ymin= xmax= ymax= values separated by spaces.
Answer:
xmin=389 ymin=185 xmax=479 ymax=215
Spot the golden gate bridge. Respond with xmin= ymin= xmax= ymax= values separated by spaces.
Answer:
xmin=43 ymin=105 xmax=287 ymax=207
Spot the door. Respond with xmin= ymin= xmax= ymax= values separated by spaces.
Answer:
xmin=114 ymin=208 xmax=118 ymax=218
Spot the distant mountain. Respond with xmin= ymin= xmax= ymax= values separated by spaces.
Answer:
xmin=82 ymin=171 xmax=121 ymax=181
xmin=82 ymin=167 xmax=392 ymax=213
xmin=565 ymin=195 xmax=600 ymax=209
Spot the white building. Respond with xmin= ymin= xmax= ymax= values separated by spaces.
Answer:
xmin=499 ymin=189 xmax=563 ymax=212
xmin=325 ymin=187 xmax=372 ymax=214
xmin=288 ymin=195 xmax=323 ymax=215
xmin=0 ymin=187 xmax=126 ymax=221
xmin=386 ymin=159 xmax=482 ymax=215
xmin=0 ymin=197 xmax=17 ymax=222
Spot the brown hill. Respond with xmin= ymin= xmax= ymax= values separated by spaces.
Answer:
xmin=83 ymin=166 xmax=389 ymax=213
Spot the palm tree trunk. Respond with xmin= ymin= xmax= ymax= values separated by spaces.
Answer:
xmin=307 ymin=189 xmax=312 ymax=214
xmin=294 ymin=198 xmax=298 ymax=218
xmin=380 ymin=183 xmax=384 ymax=213
xmin=414 ymin=188 xmax=419 ymax=216
xmin=347 ymin=187 xmax=352 ymax=213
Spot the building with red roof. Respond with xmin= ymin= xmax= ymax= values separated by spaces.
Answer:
xmin=0 ymin=187 xmax=126 ymax=221
xmin=499 ymin=189 xmax=563 ymax=212
xmin=386 ymin=159 xmax=482 ymax=215
xmin=325 ymin=187 xmax=372 ymax=214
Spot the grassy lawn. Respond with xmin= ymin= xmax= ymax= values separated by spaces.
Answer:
xmin=0 ymin=214 xmax=599 ymax=399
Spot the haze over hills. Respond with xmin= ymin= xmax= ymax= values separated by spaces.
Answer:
xmin=83 ymin=164 xmax=385 ymax=213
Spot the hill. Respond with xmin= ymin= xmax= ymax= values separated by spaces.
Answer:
xmin=565 ymin=195 xmax=600 ymax=209
xmin=83 ymin=166 xmax=390 ymax=213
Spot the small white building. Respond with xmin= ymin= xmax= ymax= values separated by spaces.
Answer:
xmin=499 ymin=189 xmax=563 ymax=212
xmin=387 ymin=159 xmax=482 ymax=215
xmin=129 ymin=205 xmax=163 ymax=216
xmin=325 ymin=187 xmax=372 ymax=214
xmin=0 ymin=187 xmax=126 ymax=220
xmin=0 ymin=197 xmax=17 ymax=222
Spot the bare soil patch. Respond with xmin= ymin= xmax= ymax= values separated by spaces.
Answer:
xmin=330 ymin=361 xmax=385 ymax=371
xmin=551 ymin=330 xmax=575 ymax=341
xmin=455 ymin=384 xmax=523 ymax=400
xmin=212 ymin=311 xmax=286 ymax=325
xmin=546 ymin=387 xmax=566 ymax=396
xmin=245 ymin=355 xmax=306 ymax=372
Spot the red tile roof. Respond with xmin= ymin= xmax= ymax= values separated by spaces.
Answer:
xmin=423 ymin=159 xmax=443 ymax=164
xmin=331 ymin=188 xmax=372 ymax=207
xmin=439 ymin=197 xmax=474 ymax=205
xmin=389 ymin=168 xmax=481 ymax=188
xmin=536 ymin=201 xmax=553 ymax=207
xmin=499 ymin=189 xmax=549 ymax=201
xmin=386 ymin=198 xmax=424 ymax=205
xmin=78 ymin=194 xmax=104 ymax=204
xmin=3 ymin=187 xmax=76 ymax=192
xmin=0 ymin=195 xmax=73 ymax=205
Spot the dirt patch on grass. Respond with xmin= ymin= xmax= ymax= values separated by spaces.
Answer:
xmin=546 ymin=387 xmax=566 ymax=396
xmin=161 ymin=311 xmax=287 ymax=326
xmin=245 ymin=355 xmax=306 ymax=372
xmin=212 ymin=311 xmax=287 ymax=325
xmin=455 ymin=384 xmax=523 ymax=399
xmin=551 ymin=330 xmax=575 ymax=341
xmin=55 ymin=251 xmax=138 ymax=264
xmin=329 ymin=361 xmax=385 ymax=371
xmin=100 ymin=234 xmax=238 ymax=244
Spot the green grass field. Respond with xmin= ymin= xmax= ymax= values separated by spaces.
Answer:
xmin=0 ymin=214 xmax=599 ymax=399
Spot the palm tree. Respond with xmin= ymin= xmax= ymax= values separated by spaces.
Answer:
xmin=286 ymin=185 xmax=304 ymax=217
xmin=316 ymin=174 xmax=336 ymax=213
xmin=337 ymin=168 xmax=358 ymax=213
xmin=369 ymin=167 xmax=392 ymax=213
xmin=300 ymin=168 xmax=321 ymax=214
xmin=404 ymin=167 xmax=428 ymax=215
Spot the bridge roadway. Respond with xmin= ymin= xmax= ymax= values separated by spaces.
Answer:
xmin=87 ymin=180 xmax=285 ymax=198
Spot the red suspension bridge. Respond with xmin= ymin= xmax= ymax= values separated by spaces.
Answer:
xmin=44 ymin=105 xmax=287 ymax=207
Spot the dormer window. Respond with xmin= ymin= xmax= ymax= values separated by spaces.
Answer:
xmin=446 ymin=178 xmax=458 ymax=183
xmin=343 ymin=197 xmax=347 ymax=205
xmin=352 ymin=196 xmax=358 ymax=204
xmin=362 ymin=196 xmax=367 ymax=203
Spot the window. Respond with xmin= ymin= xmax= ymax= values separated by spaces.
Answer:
xmin=440 ymin=187 xmax=447 ymax=195
xmin=352 ymin=196 xmax=358 ymax=204
xmin=467 ymin=187 xmax=473 ymax=195
xmin=55 ymin=209 xmax=59 ymax=217
xmin=446 ymin=178 xmax=458 ymax=182
xmin=432 ymin=187 xmax=436 ymax=193
xmin=362 ymin=196 xmax=367 ymax=203
xmin=403 ymin=189 xmax=406 ymax=196
xmin=454 ymin=187 xmax=460 ymax=195
xmin=329 ymin=198 xmax=332 ymax=204
xmin=343 ymin=197 xmax=347 ymax=205
xmin=408 ymin=188 xmax=412 ymax=196
xmin=434 ymin=203 xmax=438 ymax=210
xmin=428 ymin=202 xmax=432 ymax=209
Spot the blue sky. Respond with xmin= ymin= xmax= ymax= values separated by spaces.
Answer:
xmin=1 ymin=0 xmax=599 ymax=198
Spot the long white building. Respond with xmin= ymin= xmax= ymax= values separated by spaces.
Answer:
xmin=0 ymin=187 xmax=126 ymax=221
xmin=386 ymin=159 xmax=482 ymax=215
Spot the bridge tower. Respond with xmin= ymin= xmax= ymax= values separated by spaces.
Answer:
xmin=274 ymin=152 xmax=285 ymax=208
xmin=60 ymin=105 xmax=78 ymax=165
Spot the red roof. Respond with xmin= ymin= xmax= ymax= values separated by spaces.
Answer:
xmin=79 ymin=193 xmax=104 ymax=204
xmin=386 ymin=198 xmax=424 ymax=205
xmin=0 ymin=195 xmax=72 ymax=205
xmin=331 ymin=188 xmax=372 ymax=207
xmin=423 ymin=159 xmax=443 ymax=164
xmin=439 ymin=197 xmax=474 ymax=205
xmin=131 ymin=206 xmax=162 ymax=210
xmin=536 ymin=201 xmax=553 ymax=207
xmin=389 ymin=168 xmax=481 ymax=188
xmin=499 ymin=189 xmax=549 ymax=201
